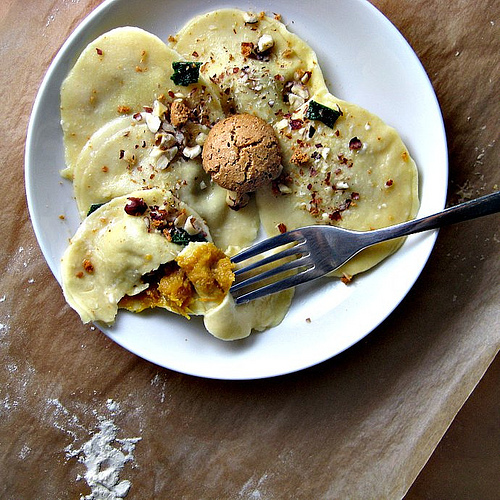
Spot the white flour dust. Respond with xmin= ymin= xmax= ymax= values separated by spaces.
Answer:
xmin=47 ymin=398 xmax=141 ymax=499
xmin=66 ymin=418 xmax=141 ymax=499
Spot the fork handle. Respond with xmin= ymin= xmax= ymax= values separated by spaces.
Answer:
xmin=361 ymin=191 xmax=500 ymax=244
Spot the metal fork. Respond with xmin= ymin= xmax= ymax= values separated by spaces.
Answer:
xmin=230 ymin=191 xmax=500 ymax=304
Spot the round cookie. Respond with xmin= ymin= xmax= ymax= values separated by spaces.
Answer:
xmin=202 ymin=114 xmax=282 ymax=205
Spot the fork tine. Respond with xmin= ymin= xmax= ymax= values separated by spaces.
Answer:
xmin=232 ymin=266 xmax=324 ymax=304
xmin=231 ymin=253 xmax=314 ymax=293
xmin=233 ymin=242 xmax=307 ymax=277
xmin=231 ymin=230 xmax=305 ymax=264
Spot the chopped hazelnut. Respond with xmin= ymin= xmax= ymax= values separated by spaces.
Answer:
xmin=290 ymin=149 xmax=309 ymax=165
xmin=241 ymin=42 xmax=254 ymax=57
xmin=170 ymin=100 xmax=190 ymax=127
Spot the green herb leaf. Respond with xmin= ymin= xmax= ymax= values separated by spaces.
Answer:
xmin=170 ymin=227 xmax=206 ymax=246
xmin=87 ymin=203 xmax=105 ymax=216
xmin=170 ymin=61 xmax=202 ymax=86
xmin=306 ymin=100 xmax=343 ymax=128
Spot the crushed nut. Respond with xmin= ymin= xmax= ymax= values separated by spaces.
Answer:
xmin=82 ymin=259 xmax=94 ymax=274
xmin=291 ymin=149 xmax=309 ymax=165
xmin=183 ymin=144 xmax=202 ymax=159
xmin=170 ymin=100 xmax=190 ymax=127
xmin=257 ymin=34 xmax=274 ymax=53
xmin=243 ymin=12 xmax=259 ymax=23
xmin=241 ymin=42 xmax=254 ymax=58
xmin=225 ymin=190 xmax=250 ymax=210
xmin=146 ymin=113 xmax=161 ymax=133
xmin=117 ymin=105 xmax=131 ymax=114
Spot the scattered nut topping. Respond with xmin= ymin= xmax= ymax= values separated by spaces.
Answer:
xmin=182 ymin=144 xmax=202 ymax=159
xmin=335 ymin=181 xmax=349 ymax=190
xmin=124 ymin=197 xmax=148 ymax=216
xmin=170 ymin=100 xmax=190 ymax=127
xmin=257 ymin=34 xmax=274 ymax=53
xmin=83 ymin=259 xmax=94 ymax=274
xmin=117 ymin=105 xmax=131 ymax=114
xmin=146 ymin=113 xmax=161 ymax=133
xmin=241 ymin=42 xmax=254 ymax=58
xmin=243 ymin=12 xmax=259 ymax=24
xmin=349 ymin=137 xmax=363 ymax=150
xmin=341 ymin=273 xmax=353 ymax=284
xmin=290 ymin=149 xmax=309 ymax=165
xmin=225 ymin=190 xmax=250 ymax=210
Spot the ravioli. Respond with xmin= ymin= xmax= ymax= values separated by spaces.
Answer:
xmin=60 ymin=26 xmax=223 ymax=177
xmin=259 ymin=88 xmax=419 ymax=276
xmin=61 ymin=188 xmax=210 ymax=325
xmin=61 ymin=188 xmax=292 ymax=340
xmin=171 ymin=9 xmax=419 ymax=276
xmin=171 ymin=9 xmax=327 ymax=121
xmin=72 ymin=100 xmax=260 ymax=250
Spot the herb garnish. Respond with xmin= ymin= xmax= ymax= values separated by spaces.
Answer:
xmin=170 ymin=61 xmax=202 ymax=86
xmin=169 ymin=226 xmax=206 ymax=246
xmin=87 ymin=203 xmax=105 ymax=216
xmin=306 ymin=100 xmax=343 ymax=128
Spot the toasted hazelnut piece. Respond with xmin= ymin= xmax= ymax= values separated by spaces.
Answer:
xmin=170 ymin=100 xmax=190 ymax=128
xmin=257 ymin=34 xmax=274 ymax=53
xmin=290 ymin=149 xmax=309 ymax=165
xmin=225 ymin=190 xmax=250 ymax=210
xmin=243 ymin=12 xmax=259 ymax=24
xmin=202 ymin=114 xmax=282 ymax=197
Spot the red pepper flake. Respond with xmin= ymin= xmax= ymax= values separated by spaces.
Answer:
xmin=349 ymin=137 xmax=363 ymax=150
xmin=386 ymin=179 xmax=394 ymax=187
xmin=290 ymin=119 xmax=303 ymax=130
xmin=192 ymin=51 xmax=199 ymax=57
xmin=351 ymin=192 xmax=360 ymax=200
xmin=278 ymin=223 xmax=287 ymax=234
xmin=96 ymin=48 xmax=103 ymax=56
xmin=307 ymin=183 xmax=313 ymax=190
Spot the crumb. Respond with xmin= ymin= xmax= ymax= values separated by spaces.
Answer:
xmin=291 ymin=148 xmax=309 ymax=165
xmin=170 ymin=100 xmax=190 ymax=128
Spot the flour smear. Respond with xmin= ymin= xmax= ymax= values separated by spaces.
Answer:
xmin=47 ymin=398 xmax=141 ymax=499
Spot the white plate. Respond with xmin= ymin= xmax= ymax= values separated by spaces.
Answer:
xmin=25 ymin=0 xmax=447 ymax=380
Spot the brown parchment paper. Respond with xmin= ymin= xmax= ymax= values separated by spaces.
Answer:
xmin=0 ymin=0 xmax=498 ymax=498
